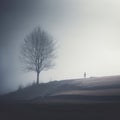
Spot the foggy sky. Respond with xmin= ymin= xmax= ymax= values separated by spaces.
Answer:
xmin=1 ymin=0 xmax=120 ymax=94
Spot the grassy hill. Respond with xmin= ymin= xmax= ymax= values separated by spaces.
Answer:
xmin=1 ymin=76 xmax=120 ymax=120
xmin=1 ymin=75 xmax=120 ymax=103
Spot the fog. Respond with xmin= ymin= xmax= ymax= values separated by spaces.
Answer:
xmin=0 ymin=0 xmax=120 ymax=94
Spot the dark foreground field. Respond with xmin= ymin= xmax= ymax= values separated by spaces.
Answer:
xmin=1 ymin=76 xmax=120 ymax=120
xmin=0 ymin=102 xmax=120 ymax=120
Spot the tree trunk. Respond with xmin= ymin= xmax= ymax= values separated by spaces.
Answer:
xmin=36 ymin=71 xmax=39 ymax=84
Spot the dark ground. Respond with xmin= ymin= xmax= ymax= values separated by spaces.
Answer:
xmin=1 ymin=76 xmax=120 ymax=120
xmin=0 ymin=102 xmax=120 ymax=120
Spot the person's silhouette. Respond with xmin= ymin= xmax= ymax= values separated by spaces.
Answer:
xmin=84 ymin=72 xmax=86 ymax=78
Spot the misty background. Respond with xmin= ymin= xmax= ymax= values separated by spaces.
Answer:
xmin=0 ymin=0 xmax=120 ymax=94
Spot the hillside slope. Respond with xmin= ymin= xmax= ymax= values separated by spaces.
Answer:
xmin=1 ymin=75 xmax=120 ymax=103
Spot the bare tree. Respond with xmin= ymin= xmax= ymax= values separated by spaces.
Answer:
xmin=21 ymin=27 xmax=55 ymax=84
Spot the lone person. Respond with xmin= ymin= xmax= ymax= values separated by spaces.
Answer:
xmin=84 ymin=72 xmax=86 ymax=78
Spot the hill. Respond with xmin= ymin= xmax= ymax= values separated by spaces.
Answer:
xmin=1 ymin=75 xmax=120 ymax=103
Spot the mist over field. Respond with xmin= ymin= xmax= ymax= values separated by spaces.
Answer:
xmin=1 ymin=0 xmax=120 ymax=94
xmin=1 ymin=1 xmax=120 ymax=120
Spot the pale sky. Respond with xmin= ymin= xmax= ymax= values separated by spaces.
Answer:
xmin=1 ymin=0 xmax=120 ymax=93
